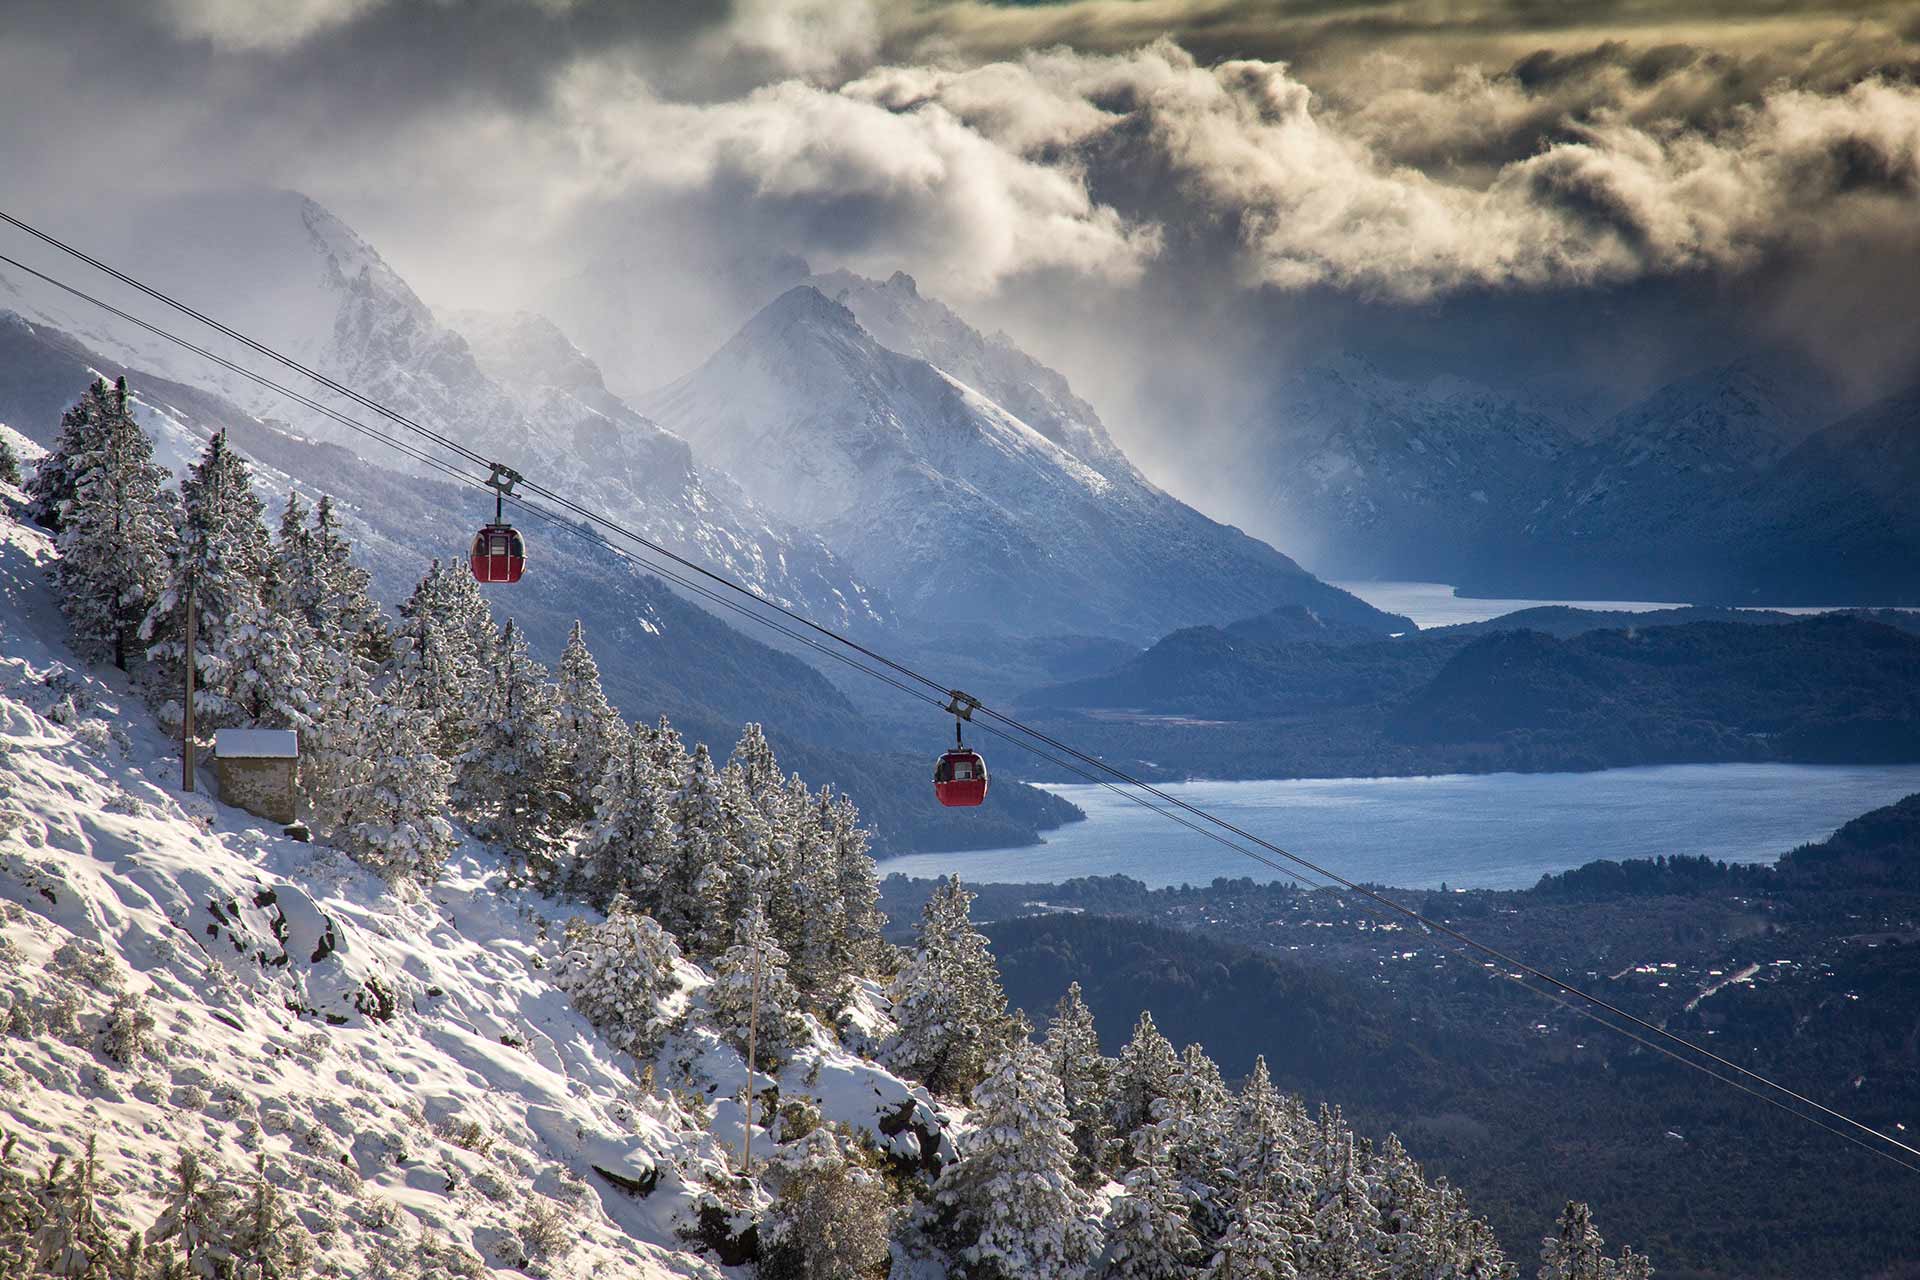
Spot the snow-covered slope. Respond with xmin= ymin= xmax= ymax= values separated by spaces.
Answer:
xmin=0 ymin=492 xmax=949 ymax=1278
xmin=807 ymin=269 xmax=1136 ymax=480
xmin=643 ymin=287 xmax=1402 ymax=642
xmin=0 ymin=190 xmax=886 ymax=631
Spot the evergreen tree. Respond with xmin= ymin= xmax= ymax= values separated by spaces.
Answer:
xmin=0 ymin=1132 xmax=45 ymax=1274
xmin=1045 ymin=983 xmax=1115 ymax=1184
xmin=1101 ymin=1124 xmax=1201 ymax=1280
xmin=657 ymin=744 xmax=735 ymax=955
xmin=719 ymin=760 xmax=777 ymax=931
xmin=554 ymin=898 xmax=685 ymax=1058
xmin=391 ymin=560 xmax=494 ymax=758
xmin=575 ymin=720 xmax=667 ymax=910
xmin=456 ymin=619 xmax=564 ymax=880
xmin=933 ymin=1036 xmax=1099 ymax=1280
xmin=1206 ymin=1192 xmax=1300 ymax=1280
xmin=0 ymin=437 xmax=20 ymax=487
xmin=1111 ymin=1011 xmax=1181 ymax=1145
xmin=889 ymin=876 xmax=1015 ymax=1097
xmin=32 ymin=1135 xmax=116 ymax=1278
xmin=825 ymin=789 xmax=885 ymax=978
xmin=27 ymin=378 xmax=124 ymax=531
xmin=145 ymin=1148 xmax=236 ymax=1280
xmin=553 ymin=621 xmax=621 ymax=824
xmin=307 ymin=495 xmax=387 ymax=664
xmin=142 ymin=431 xmax=278 ymax=731
xmin=339 ymin=697 xmax=456 ymax=886
xmin=783 ymin=780 xmax=848 ymax=1008
xmin=53 ymin=381 xmax=174 ymax=670
xmin=1537 ymin=1202 xmax=1614 ymax=1280
xmin=1301 ymin=1109 xmax=1382 ymax=1280
xmin=229 ymin=1153 xmax=307 ymax=1280
xmin=710 ymin=898 xmax=807 ymax=1069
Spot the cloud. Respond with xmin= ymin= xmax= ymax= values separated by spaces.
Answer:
xmin=158 ymin=0 xmax=385 ymax=51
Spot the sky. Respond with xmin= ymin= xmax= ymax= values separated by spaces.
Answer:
xmin=3 ymin=0 xmax=1919 ymax=493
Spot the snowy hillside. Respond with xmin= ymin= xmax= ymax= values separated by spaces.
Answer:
xmin=0 ymin=486 xmax=951 ymax=1278
xmin=0 ymin=190 xmax=886 ymax=631
xmin=643 ymin=287 xmax=1402 ymax=643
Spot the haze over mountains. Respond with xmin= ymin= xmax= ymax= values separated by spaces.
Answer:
xmin=1223 ymin=350 xmax=1920 ymax=605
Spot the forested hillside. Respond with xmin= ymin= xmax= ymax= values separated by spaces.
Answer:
xmin=0 ymin=381 xmax=1641 ymax=1277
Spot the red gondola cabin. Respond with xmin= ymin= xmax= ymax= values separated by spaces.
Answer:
xmin=470 ymin=523 xmax=527 ymax=584
xmin=934 ymin=748 xmax=989 ymax=807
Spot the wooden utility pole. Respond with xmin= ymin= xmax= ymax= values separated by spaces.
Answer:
xmin=742 ymin=940 xmax=763 ymax=1176
xmin=181 ymin=585 xmax=197 ymax=793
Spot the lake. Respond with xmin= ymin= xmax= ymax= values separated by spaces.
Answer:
xmin=1329 ymin=580 xmax=1890 ymax=630
xmin=876 ymin=764 xmax=1920 ymax=890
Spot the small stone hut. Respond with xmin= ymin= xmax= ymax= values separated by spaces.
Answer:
xmin=213 ymin=729 xmax=300 ymax=824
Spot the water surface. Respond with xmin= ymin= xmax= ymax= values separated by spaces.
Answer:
xmin=879 ymin=764 xmax=1920 ymax=890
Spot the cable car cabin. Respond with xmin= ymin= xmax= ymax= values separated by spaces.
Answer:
xmin=934 ymin=748 xmax=989 ymax=807
xmin=470 ymin=523 xmax=527 ymax=584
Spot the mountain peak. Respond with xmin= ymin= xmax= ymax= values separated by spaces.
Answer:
xmin=886 ymin=270 xmax=919 ymax=296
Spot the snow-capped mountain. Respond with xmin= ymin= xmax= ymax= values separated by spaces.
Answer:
xmin=1234 ymin=355 xmax=1576 ymax=581
xmin=642 ymin=286 xmax=1403 ymax=642
xmin=807 ymin=269 xmax=1137 ymax=479
xmin=0 ymin=190 xmax=886 ymax=631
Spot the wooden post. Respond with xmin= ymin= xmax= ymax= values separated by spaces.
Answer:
xmin=181 ymin=584 xmax=197 ymax=793
xmin=742 ymin=938 xmax=763 ymax=1176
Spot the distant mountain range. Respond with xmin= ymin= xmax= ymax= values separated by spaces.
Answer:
xmin=642 ymin=277 xmax=1404 ymax=643
xmin=1230 ymin=352 xmax=1920 ymax=605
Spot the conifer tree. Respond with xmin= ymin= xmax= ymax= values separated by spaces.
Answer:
xmin=53 ymin=380 xmax=174 ymax=670
xmin=229 ymin=1153 xmax=307 ymax=1280
xmin=554 ymin=897 xmax=685 ymax=1058
xmin=1537 ymin=1202 xmax=1613 ymax=1280
xmin=783 ymin=781 xmax=848 ymax=1007
xmin=391 ymin=560 xmax=494 ymax=758
xmin=456 ymin=619 xmax=565 ymax=880
xmin=890 ymin=876 xmax=1015 ymax=1097
xmin=143 ymin=431 xmax=277 ymax=730
xmin=308 ymin=495 xmax=387 ymax=663
xmin=825 ymin=789 xmax=885 ymax=977
xmin=339 ymin=697 xmax=455 ymax=886
xmin=719 ymin=760 xmax=778 ymax=930
xmin=1045 ymin=983 xmax=1115 ymax=1184
xmin=145 ymin=1148 xmax=236 ymax=1280
xmin=1301 ymin=1108 xmax=1382 ymax=1280
xmin=1206 ymin=1192 xmax=1300 ymax=1280
xmin=575 ymin=721 xmax=667 ymax=910
xmin=710 ymin=898 xmax=807 ymax=1068
xmin=553 ymin=621 xmax=621 ymax=824
xmin=657 ymin=744 xmax=735 ymax=955
xmin=1101 ymin=1123 xmax=1201 ymax=1280
xmin=1111 ymin=1011 xmax=1180 ymax=1144
xmin=32 ymin=1135 xmax=115 ymax=1278
xmin=0 ymin=438 xmax=20 ymax=487
xmin=0 ymin=1132 xmax=44 ymax=1274
xmin=933 ymin=1035 xmax=1099 ymax=1280
xmin=27 ymin=378 xmax=124 ymax=531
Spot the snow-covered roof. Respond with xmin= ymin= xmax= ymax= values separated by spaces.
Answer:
xmin=214 ymin=728 xmax=299 ymax=759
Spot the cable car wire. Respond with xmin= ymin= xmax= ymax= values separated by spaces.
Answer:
xmin=6 ymin=212 xmax=1919 ymax=1174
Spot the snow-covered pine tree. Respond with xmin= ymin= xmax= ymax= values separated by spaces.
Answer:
xmin=0 ymin=1132 xmax=45 ymax=1274
xmin=1537 ymin=1202 xmax=1613 ymax=1280
xmin=719 ymin=760 xmax=778 ymax=931
xmin=1045 ymin=982 xmax=1115 ymax=1184
xmin=657 ymin=743 xmax=736 ymax=955
xmin=932 ymin=1034 xmax=1100 ymax=1280
xmin=142 ymin=431 xmax=277 ymax=730
xmin=456 ymin=618 xmax=565 ymax=882
xmin=1161 ymin=1043 xmax=1235 ymax=1242
xmin=31 ymin=1135 xmax=117 ymax=1279
xmin=889 ymin=876 xmax=1015 ymax=1097
xmin=1205 ymin=1191 xmax=1301 ymax=1280
xmin=554 ymin=897 xmax=685 ymax=1058
xmin=650 ymin=714 xmax=689 ymax=779
xmin=1301 ymin=1108 xmax=1383 ymax=1280
xmin=1367 ymin=1134 xmax=1441 ymax=1280
xmin=339 ymin=696 xmax=456 ymax=886
xmin=783 ymin=778 xmax=848 ymax=1008
xmin=553 ymin=621 xmax=622 ymax=824
xmin=575 ymin=720 xmax=666 ymax=910
xmin=26 ymin=378 xmax=121 ymax=532
xmin=0 ymin=438 xmax=20 ymax=487
xmin=710 ymin=897 xmax=807 ymax=1069
xmin=758 ymin=1145 xmax=898 ymax=1280
xmin=391 ymin=560 xmax=495 ymax=759
xmin=228 ymin=1153 xmax=308 ymax=1280
xmin=1100 ymin=1122 xmax=1201 ymax=1280
xmin=308 ymin=495 xmax=387 ymax=664
xmin=145 ymin=1148 xmax=237 ymax=1280
xmin=1111 ymin=1011 xmax=1180 ymax=1145
xmin=825 ymin=789 xmax=884 ymax=980
xmin=53 ymin=380 xmax=175 ymax=671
